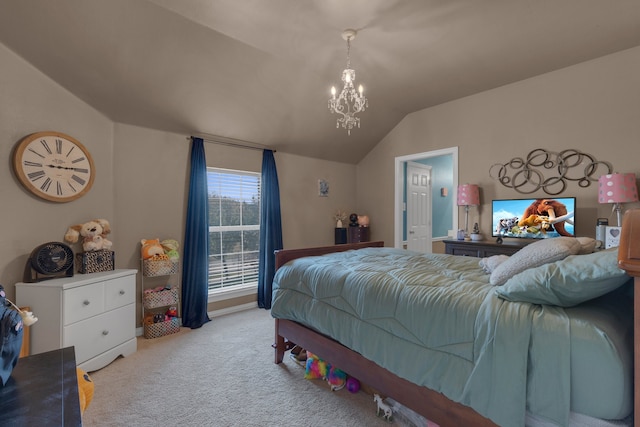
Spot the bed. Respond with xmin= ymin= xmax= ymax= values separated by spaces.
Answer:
xmin=271 ymin=209 xmax=640 ymax=427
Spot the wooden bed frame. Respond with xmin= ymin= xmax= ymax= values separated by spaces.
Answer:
xmin=273 ymin=210 xmax=640 ymax=427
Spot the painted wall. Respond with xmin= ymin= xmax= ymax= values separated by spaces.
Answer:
xmin=1 ymin=41 xmax=357 ymax=321
xmin=0 ymin=43 xmax=115 ymax=299
xmin=357 ymin=46 xmax=640 ymax=248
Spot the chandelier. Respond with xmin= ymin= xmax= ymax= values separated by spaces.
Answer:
xmin=328 ymin=29 xmax=368 ymax=135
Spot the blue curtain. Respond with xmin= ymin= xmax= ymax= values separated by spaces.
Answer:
xmin=181 ymin=137 xmax=211 ymax=328
xmin=257 ymin=149 xmax=283 ymax=309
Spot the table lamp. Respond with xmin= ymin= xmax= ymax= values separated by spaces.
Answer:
xmin=457 ymin=184 xmax=480 ymax=236
xmin=598 ymin=173 xmax=638 ymax=226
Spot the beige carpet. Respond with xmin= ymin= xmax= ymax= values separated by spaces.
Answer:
xmin=82 ymin=308 xmax=388 ymax=427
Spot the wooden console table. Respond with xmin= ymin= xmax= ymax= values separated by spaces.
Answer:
xmin=0 ymin=346 xmax=81 ymax=426
xmin=444 ymin=239 xmax=528 ymax=257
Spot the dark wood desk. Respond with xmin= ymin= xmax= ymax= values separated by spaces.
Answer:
xmin=0 ymin=346 xmax=81 ymax=426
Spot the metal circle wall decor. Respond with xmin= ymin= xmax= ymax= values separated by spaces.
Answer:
xmin=489 ymin=149 xmax=612 ymax=195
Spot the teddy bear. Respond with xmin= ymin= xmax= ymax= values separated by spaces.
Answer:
xmin=141 ymin=238 xmax=165 ymax=260
xmin=83 ymin=235 xmax=106 ymax=251
xmin=64 ymin=219 xmax=113 ymax=252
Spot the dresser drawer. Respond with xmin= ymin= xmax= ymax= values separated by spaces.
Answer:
xmin=64 ymin=304 xmax=135 ymax=365
xmin=63 ymin=282 xmax=104 ymax=325
xmin=450 ymin=247 xmax=480 ymax=257
xmin=104 ymin=276 xmax=136 ymax=311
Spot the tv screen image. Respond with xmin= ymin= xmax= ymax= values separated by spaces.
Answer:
xmin=492 ymin=197 xmax=575 ymax=239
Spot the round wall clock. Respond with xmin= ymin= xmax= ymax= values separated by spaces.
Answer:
xmin=12 ymin=131 xmax=95 ymax=203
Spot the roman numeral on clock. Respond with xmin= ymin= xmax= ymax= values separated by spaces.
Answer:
xmin=40 ymin=139 xmax=52 ymax=154
xmin=28 ymin=148 xmax=45 ymax=159
xmin=28 ymin=170 xmax=46 ymax=181
xmin=71 ymin=174 xmax=86 ymax=186
xmin=40 ymin=177 xmax=52 ymax=192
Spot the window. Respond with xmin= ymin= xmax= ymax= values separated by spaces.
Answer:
xmin=207 ymin=168 xmax=260 ymax=293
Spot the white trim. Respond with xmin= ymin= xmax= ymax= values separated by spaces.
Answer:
xmin=208 ymin=301 xmax=258 ymax=318
xmin=208 ymin=283 xmax=256 ymax=303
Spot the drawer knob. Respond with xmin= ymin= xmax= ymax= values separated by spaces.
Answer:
xmin=83 ymin=300 xmax=90 ymax=306
xmin=102 ymin=330 xmax=109 ymax=336
xmin=119 ymin=290 xmax=125 ymax=295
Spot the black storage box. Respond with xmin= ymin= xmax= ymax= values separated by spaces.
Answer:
xmin=77 ymin=250 xmax=115 ymax=274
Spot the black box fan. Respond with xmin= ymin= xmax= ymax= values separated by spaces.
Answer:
xmin=24 ymin=242 xmax=74 ymax=283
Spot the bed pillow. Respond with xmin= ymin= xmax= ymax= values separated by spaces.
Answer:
xmin=576 ymin=236 xmax=596 ymax=254
xmin=495 ymin=248 xmax=630 ymax=306
xmin=489 ymin=237 xmax=582 ymax=286
xmin=479 ymin=255 xmax=510 ymax=273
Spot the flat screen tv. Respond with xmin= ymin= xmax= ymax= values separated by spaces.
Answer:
xmin=492 ymin=197 xmax=576 ymax=239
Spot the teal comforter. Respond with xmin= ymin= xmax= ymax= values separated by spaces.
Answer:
xmin=270 ymin=247 xmax=630 ymax=427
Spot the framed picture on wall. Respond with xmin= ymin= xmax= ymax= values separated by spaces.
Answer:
xmin=318 ymin=179 xmax=329 ymax=197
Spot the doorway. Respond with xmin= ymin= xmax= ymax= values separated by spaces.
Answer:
xmin=394 ymin=147 xmax=458 ymax=251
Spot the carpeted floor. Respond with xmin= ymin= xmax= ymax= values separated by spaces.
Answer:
xmin=82 ymin=308 xmax=389 ymax=427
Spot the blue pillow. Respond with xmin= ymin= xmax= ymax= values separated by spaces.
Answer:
xmin=495 ymin=248 xmax=630 ymax=307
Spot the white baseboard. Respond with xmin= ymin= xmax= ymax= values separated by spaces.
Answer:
xmin=135 ymin=302 xmax=258 ymax=336
xmin=209 ymin=301 xmax=258 ymax=318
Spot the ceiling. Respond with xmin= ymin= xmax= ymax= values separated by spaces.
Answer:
xmin=1 ymin=1 xmax=639 ymax=164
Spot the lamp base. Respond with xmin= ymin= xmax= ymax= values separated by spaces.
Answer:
xmin=614 ymin=203 xmax=623 ymax=227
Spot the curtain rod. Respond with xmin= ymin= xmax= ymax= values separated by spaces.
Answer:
xmin=187 ymin=134 xmax=275 ymax=152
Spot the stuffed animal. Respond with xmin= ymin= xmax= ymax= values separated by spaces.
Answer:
xmin=304 ymin=351 xmax=346 ymax=391
xmin=76 ymin=368 xmax=94 ymax=414
xmin=141 ymin=238 xmax=164 ymax=260
xmin=64 ymin=219 xmax=113 ymax=252
xmin=160 ymin=239 xmax=180 ymax=261
xmin=83 ymin=235 xmax=106 ymax=251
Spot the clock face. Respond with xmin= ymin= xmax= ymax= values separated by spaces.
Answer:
xmin=12 ymin=131 xmax=95 ymax=202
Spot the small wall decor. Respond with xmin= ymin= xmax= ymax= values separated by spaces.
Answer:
xmin=318 ymin=179 xmax=329 ymax=197
xmin=489 ymin=149 xmax=612 ymax=195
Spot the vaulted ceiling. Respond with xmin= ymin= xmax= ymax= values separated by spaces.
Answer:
xmin=1 ymin=0 xmax=639 ymax=163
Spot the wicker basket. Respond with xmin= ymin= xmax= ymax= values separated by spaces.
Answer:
xmin=143 ymin=288 xmax=179 ymax=309
xmin=143 ymin=259 xmax=179 ymax=276
xmin=144 ymin=317 xmax=180 ymax=339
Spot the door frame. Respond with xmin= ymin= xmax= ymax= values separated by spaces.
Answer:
xmin=394 ymin=147 xmax=459 ymax=249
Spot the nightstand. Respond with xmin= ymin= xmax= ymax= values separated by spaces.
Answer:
xmin=348 ymin=226 xmax=370 ymax=243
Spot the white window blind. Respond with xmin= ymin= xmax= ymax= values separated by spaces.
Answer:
xmin=207 ymin=168 xmax=261 ymax=292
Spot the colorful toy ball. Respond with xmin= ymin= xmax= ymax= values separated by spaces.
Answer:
xmin=346 ymin=377 xmax=360 ymax=393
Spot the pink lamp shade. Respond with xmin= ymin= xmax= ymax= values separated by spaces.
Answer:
xmin=598 ymin=173 xmax=638 ymax=204
xmin=457 ymin=184 xmax=480 ymax=206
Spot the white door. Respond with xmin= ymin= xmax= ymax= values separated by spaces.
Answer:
xmin=406 ymin=162 xmax=432 ymax=253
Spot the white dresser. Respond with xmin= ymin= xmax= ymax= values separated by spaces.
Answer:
xmin=16 ymin=269 xmax=137 ymax=372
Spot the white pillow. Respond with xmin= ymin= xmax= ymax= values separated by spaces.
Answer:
xmin=489 ymin=237 xmax=582 ymax=286
xmin=479 ymin=255 xmax=510 ymax=274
